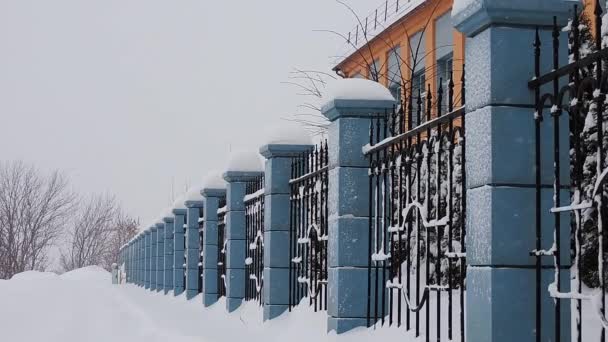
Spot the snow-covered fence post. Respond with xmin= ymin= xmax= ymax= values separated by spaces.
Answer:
xmin=125 ymin=242 xmax=131 ymax=283
xmin=173 ymin=204 xmax=187 ymax=296
xmin=201 ymin=176 xmax=226 ymax=307
xmin=185 ymin=188 xmax=204 ymax=300
xmin=321 ymin=80 xmax=395 ymax=333
xmin=138 ymin=234 xmax=144 ymax=287
xmin=163 ymin=211 xmax=175 ymax=294
xmin=259 ymin=135 xmax=313 ymax=320
xmin=156 ymin=221 xmax=165 ymax=292
xmin=453 ymin=1 xmax=573 ymax=341
xmin=223 ymin=152 xmax=264 ymax=312
xmin=151 ymin=224 xmax=159 ymax=291
xmin=144 ymin=229 xmax=152 ymax=290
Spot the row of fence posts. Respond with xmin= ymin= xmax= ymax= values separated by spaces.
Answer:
xmin=117 ymin=83 xmax=401 ymax=333
xmin=118 ymin=1 xmax=591 ymax=340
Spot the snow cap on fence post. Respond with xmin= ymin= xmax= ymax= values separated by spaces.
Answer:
xmin=162 ymin=207 xmax=175 ymax=294
xmin=201 ymin=171 xmax=227 ymax=307
xmin=184 ymin=186 xmax=204 ymax=300
xmin=321 ymin=78 xmax=395 ymax=333
xmin=452 ymin=1 xmax=574 ymax=341
xmin=259 ymin=123 xmax=313 ymax=320
xmin=172 ymin=197 xmax=187 ymax=296
xmin=223 ymin=150 xmax=264 ymax=312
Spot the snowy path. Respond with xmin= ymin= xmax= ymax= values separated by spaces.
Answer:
xmin=0 ymin=267 xmax=408 ymax=342
xmin=2 ymin=267 xmax=607 ymax=341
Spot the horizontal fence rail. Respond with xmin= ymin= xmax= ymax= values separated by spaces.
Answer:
xmin=364 ymin=69 xmax=466 ymax=342
xmin=217 ymin=196 xmax=227 ymax=299
xmin=289 ymin=142 xmax=329 ymax=312
xmin=529 ymin=5 xmax=608 ymax=342
xmin=245 ymin=175 xmax=265 ymax=305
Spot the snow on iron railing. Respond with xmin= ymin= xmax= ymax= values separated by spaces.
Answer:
xmin=243 ymin=187 xmax=265 ymax=203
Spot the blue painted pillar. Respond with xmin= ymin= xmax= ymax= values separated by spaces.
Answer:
xmin=150 ymin=225 xmax=158 ymax=291
xmin=163 ymin=214 xmax=174 ymax=294
xmin=155 ymin=221 xmax=165 ymax=292
xmin=140 ymin=234 xmax=145 ymax=287
xmin=172 ymin=207 xmax=187 ymax=296
xmin=259 ymin=143 xmax=312 ymax=320
xmin=321 ymin=91 xmax=395 ymax=333
xmin=201 ymin=187 xmax=226 ymax=306
xmin=125 ymin=242 xmax=132 ymax=283
xmin=185 ymin=195 xmax=204 ymax=300
xmin=144 ymin=230 xmax=151 ymax=289
xmin=223 ymin=169 xmax=263 ymax=312
xmin=453 ymin=1 xmax=574 ymax=341
xmin=137 ymin=235 xmax=143 ymax=286
xmin=130 ymin=240 xmax=134 ymax=285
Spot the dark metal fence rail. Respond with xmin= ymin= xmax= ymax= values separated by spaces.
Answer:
xmin=198 ymin=208 xmax=204 ymax=294
xmin=364 ymin=70 xmax=466 ymax=342
xmin=529 ymin=3 xmax=608 ymax=341
xmin=217 ymin=196 xmax=227 ymax=299
xmin=245 ymin=175 xmax=265 ymax=304
xmin=289 ymin=142 xmax=329 ymax=312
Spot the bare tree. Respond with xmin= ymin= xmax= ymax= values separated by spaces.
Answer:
xmin=102 ymin=210 xmax=139 ymax=271
xmin=60 ymin=194 xmax=117 ymax=272
xmin=0 ymin=161 xmax=75 ymax=279
xmin=286 ymin=0 xmax=463 ymax=135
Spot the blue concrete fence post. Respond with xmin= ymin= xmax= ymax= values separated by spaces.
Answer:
xmin=320 ymin=81 xmax=396 ymax=333
xmin=150 ymin=224 xmax=158 ymax=291
xmin=201 ymin=179 xmax=226 ymax=307
xmin=223 ymin=152 xmax=264 ymax=312
xmin=163 ymin=211 xmax=175 ymax=294
xmin=144 ymin=230 xmax=151 ymax=289
xmin=138 ymin=234 xmax=143 ymax=286
xmin=126 ymin=243 xmax=131 ymax=283
xmin=173 ymin=204 xmax=187 ymax=296
xmin=259 ymin=142 xmax=313 ymax=320
xmin=185 ymin=188 xmax=204 ymax=300
xmin=155 ymin=221 xmax=165 ymax=292
xmin=452 ymin=1 xmax=574 ymax=341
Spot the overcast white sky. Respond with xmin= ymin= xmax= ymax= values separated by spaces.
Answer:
xmin=0 ymin=0 xmax=378 ymax=227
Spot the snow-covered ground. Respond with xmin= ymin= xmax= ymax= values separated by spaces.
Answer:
xmin=2 ymin=266 xmax=605 ymax=341
xmin=0 ymin=266 xmax=419 ymax=342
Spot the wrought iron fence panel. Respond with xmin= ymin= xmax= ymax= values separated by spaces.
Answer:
xmin=528 ymin=4 xmax=608 ymax=341
xmin=364 ymin=69 xmax=466 ymax=342
xmin=217 ymin=196 xmax=227 ymax=299
xmin=245 ymin=175 xmax=265 ymax=304
xmin=289 ymin=142 xmax=329 ymax=312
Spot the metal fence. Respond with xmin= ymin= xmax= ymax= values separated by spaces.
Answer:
xmin=528 ymin=4 xmax=608 ymax=342
xmin=198 ymin=207 xmax=204 ymax=294
xmin=244 ymin=175 xmax=265 ymax=304
xmin=217 ymin=196 xmax=227 ymax=299
xmin=289 ymin=142 xmax=329 ymax=312
xmin=363 ymin=69 xmax=466 ymax=341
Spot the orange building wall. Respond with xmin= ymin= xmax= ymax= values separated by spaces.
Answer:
xmin=334 ymin=0 xmax=464 ymax=112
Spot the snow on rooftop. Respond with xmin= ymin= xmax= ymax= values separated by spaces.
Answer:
xmin=336 ymin=0 xmax=427 ymax=66
xmin=202 ymin=170 xmax=226 ymax=189
xmin=263 ymin=121 xmax=312 ymax=146
xmin=321 ymin=78 xmax=395 ymax=108
xmin=225 ymin=150 xmax=263 ymax=172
